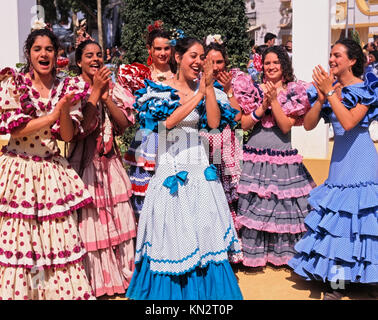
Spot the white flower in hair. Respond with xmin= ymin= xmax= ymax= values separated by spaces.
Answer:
xmin=32 ymin=18 xmax=47 ymax=31
xmin=205 ymin=34 xmax=223 ymax=46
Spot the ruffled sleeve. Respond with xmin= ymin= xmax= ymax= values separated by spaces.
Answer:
xmin=340 ymin=72 xmax=378 ymax=127
xmin=0 ymin=68 xmax=34 ymax=134
xmin=133 ymin=79 xmax=181 ymax=132
xmin=278 ymin=81 xmax=312 ymax=126
xmin=231 ymin=69 xmax=263 ymax=115
xmin=50 ymin=76 xmax=90 ymax=139
xmin=197 ymin=86 xmax=239 ymax=131
xmin=111 ymin=82 xmax=136 ymax=134
xmin=306 ymin=84 xmax=332 ymax=124
xmin=117 ymin=63 xmax=152 ymax=94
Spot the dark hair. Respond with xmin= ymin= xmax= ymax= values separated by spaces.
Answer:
xmin=334 ymin=38 xmax=366 ymax=77
xmin=75 ymin=39 xmax=102 ymax=74
xmin=264 ymin=32 xmax=277 ymax=44
xmin=261 ymin=45 xmax=295 ymax=84
xmin=204 ymin=42 xmax=229 ymax=67
xmin=146 ymin=28 xmax=172 ymax=48
xmin=175 ymin=37 xmax=203 ymax=56
xmin=22 ymin=28 xmax=60 ymax=74
xmin=369 ymin=50 xmax=378 ymax=62
xmin=256 ymin=44 xmax=268 ymax=55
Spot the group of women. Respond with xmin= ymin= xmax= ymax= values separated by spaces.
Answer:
xmin=0 ymin=20 xmax=376 ymax=300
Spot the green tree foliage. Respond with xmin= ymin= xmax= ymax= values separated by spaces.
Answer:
xmin=120 ymin=0 xmax=250 ymax=69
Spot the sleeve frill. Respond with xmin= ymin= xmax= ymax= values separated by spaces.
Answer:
xmin=133 ymin=80 xmax=181 ymax=132
xmin=197 ymin=86 xmax=239 ymax=132
xmin=341 ymin=72 xmax=378 ymax=127
xmin=0 ymin=68 xmax=34 ymax=134
xmin=278 ymin=80 xmax=312 ymax=126
xmin=111 ymin=82 xmax=136 ymax=134
xmin=231 ymin=69 xmax=263 ymax=115
xmin=117 ymin=63 xmax=152 ymax=94
xmin=50 ymin=77 xmax=90 ymax=139
xmin=306 ymin=72 xmax=378 ymax=126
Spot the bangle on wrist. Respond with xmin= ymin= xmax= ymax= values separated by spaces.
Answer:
xmin=251 ymin=110 xmax=262 ymax=122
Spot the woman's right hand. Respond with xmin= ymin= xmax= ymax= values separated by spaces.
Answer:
xmin=93 ymin=66 xmax=111 ymax=95
xmin=51 ymin=92 xmax=76 ymax=122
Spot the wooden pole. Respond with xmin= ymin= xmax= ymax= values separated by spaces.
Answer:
xmin=97 ymin=0 xmax=104 ymax=50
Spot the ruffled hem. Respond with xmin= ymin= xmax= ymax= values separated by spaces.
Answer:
xmin=236 ymin=215 xmax=307 ymax=234
xmin=309 ymin=180 xmax=378 ymax=214
xmin=124 ymin=153 xmax=156 ymax=170
xmin=243 ymin=254 xmax=292 ymax=268
xmin=84 ymin=230 xmax=137 ymax=251
xmin=135 ymin=228 xmax=240 ymax=276
xmin=243 ymin=151 xmax=303 ymax=165
xmin=0 ymin=196 xmax=93 ymax=221
xmin=237 ymin=182 xmax=315 ymax=199
xmin=289 ymin=254 xmax=378 ymax=284
xmin=1 ymin=146 xmax=60 ymax=161
xmin=126 ymin=257 xmax=243 ymax=300
xmin=92 ymin=191 xmax=132 ymax=208
xmin=0 ymin=255 xmax=86 ymax=270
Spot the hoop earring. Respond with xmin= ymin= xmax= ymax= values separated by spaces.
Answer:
xmin=147 ymin=53 xmax=153 ymax=66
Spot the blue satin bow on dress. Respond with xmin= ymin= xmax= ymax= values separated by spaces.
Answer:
xmin=163 ymin=171 xmax=189 ymax=194
xmin=204 ymin=164 xmax=218 ymax=181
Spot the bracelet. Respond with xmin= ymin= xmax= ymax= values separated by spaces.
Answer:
xmin=251 ymin=110 xmax=262 ymax=122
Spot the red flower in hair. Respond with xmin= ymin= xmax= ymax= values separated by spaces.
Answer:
xmin=147 ymin=20 xmax=164 ymax=33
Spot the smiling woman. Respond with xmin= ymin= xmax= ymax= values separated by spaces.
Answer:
xmin=66 ymin=39 xmax=137 ymax=298
xmin=0 ymin=28 xmax=95 ymax=300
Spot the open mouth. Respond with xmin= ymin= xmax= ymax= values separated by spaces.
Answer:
xmin=39 ymin=61 xmax=50 ymax=67
xmin=90 ymin=63 xmax=101 ymax=71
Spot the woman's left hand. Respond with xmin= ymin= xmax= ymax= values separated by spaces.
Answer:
xmin=265 ymin=81 xmax=278 ymax=103
xmin=203 ymin=58 xmax=214 ymax=86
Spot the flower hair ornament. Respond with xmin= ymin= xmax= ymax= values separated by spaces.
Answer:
xmin=31 ymin=18 xmax=52 ymax=32
xmin=75 ymin=19 xmax=95 ymax=49
xmin=205 ymin=34 xmax=224 ymax=46
xmin=147 ymin=20 xmax=164 ymax=33
xmin=169 ymin=28 xmax=185 ymax=46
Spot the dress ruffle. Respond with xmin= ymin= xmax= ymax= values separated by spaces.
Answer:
xmin=289 ymin=180 xmax=378 ymax=283
xmin=0 ymin=151 xmax=92 ymax=221
xmin=134 ymin=80 xmax=180 ymax=132
xmin=126 ymin=257 xmax=242 ymax=300
xmin=307 ymin=72 xmax=378 ymax=126
xmin=197 ymin=87 xmax=240 ymax=131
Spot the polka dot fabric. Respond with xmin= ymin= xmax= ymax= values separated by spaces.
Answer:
xmin=289 ymin=79 xmax=378 ymax=284
xmin=0 ymin=69 xmax=95 ymax=299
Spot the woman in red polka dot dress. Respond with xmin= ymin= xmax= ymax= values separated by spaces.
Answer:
xmin=0 ymin=28 xmax=95 ymax=299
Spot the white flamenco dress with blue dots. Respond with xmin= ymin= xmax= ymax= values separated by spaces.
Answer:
xmin=126 ymin=81 xmax=243 ymax=300
xmin=289 ymin=72 xmax=378 ymax=285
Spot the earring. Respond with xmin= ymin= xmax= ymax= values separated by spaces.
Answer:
xmin=29 ymin=65 xmax=35 ymax=79
xmin=147 ymin=53 xmax=153 ymax=66
xmin=176 ymin=63 xmax=180 ymax=79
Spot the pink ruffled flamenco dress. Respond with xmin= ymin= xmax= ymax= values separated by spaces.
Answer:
xmin=67 ymin=77 xmax=137 ymax=297
xmin=0 ymin=68 xmax=95 ymax=300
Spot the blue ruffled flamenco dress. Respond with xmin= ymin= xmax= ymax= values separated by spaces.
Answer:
xmin=288 ymin=72 xmax=378 ymax=285
xmin=125 ymin=80 xmax=243 ymax=300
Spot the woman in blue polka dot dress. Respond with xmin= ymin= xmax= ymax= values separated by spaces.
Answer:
xmin=125 ymin=37 xmax=242 ymax=300
xmin=288 ymin=39 xmax=378 ymax=299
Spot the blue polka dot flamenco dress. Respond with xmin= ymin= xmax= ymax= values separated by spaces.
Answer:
xmin=125 ymin=80 xmax=243 ymax=300
xmin=289 ymin=72 xmax=378 ymax=285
